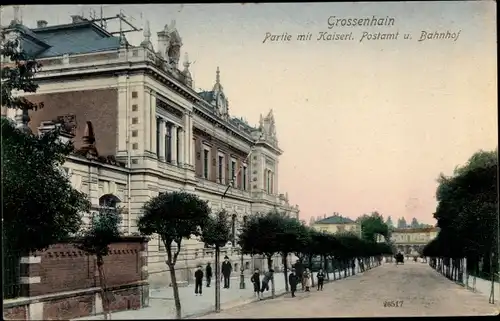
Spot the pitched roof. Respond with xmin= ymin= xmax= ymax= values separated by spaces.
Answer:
xmin=315 ymin=215 xmax=355 ymax=225
xmin=8 ymin=20 xmax=121 ymax=59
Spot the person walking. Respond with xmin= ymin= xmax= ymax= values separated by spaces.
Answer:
xmin=205 ymin=262 xmax=212 ymax=287
xmin=303 ymin=268 xmax=311 ymax=292
xmin=316 ymin=268 xmax=325 ymax=291
xmin=293 ymin=260 xmax=304 ymax=291
xmin=221 ymin=256 xmax=232 ymax=289
xmin=250 ymin=268 xmax=261 ymax=298
xmin=288 ymin=269 xmax=299 ymax=297
xmin=194 ymin=266 xmax=204 ymax=296
xmin=260 ymin=269 xmax=274 ymax=299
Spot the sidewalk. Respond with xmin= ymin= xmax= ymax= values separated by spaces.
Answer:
xmin=73 ymin=261 xmax=379 ymax=319
xmin=464 ymin=274 xmax=500 ymax=303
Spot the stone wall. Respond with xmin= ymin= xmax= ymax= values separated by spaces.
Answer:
xmin=3 ymin=237 xmax=149 ymax=320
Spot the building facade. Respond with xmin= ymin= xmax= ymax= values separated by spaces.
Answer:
xmin=311 ymin=215 xmax=360 ymax=235
xmin=1 ymin=15 xmax=299 ymax=286
xmin=390 ymin=227 xmax=439 ymax=255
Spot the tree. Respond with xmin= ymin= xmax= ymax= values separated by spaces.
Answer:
xmin=359 ymin=213 xmax=389 ymax=243
xmin=200 ymin=210 xmax=231 ymax=313
xmin=397 ymin=217 xmax=407 ymax=229
xmin=410 ymin=217 xmax=420 ymax=228
xmin=385 ymin=216 xmax=394 ymax=228
xmin=428 ymin=149 xmax=498 ymax=297
xmin=138 ymin=191 xmax=211 ymax=319
xmin=2 ymin=109 xmax=89 ymax=256
xmin=1 ymin=36 xmax=44 ymax=119
xmin=75 ymin=207 xmax=123 ymax=320
xmin=274 ymin=216 xmax=309 ymax=292
xmin=239 ymin=211 xmax=282 ymax=298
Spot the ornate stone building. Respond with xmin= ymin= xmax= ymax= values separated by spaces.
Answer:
xmin=2 ymin=15 xmax=299 ymax=286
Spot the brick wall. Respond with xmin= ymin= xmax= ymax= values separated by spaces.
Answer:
xmin=3 ymin=237 xmax=149 ymax=320
xmin=27 ymin=88 xmax=118 ymax=157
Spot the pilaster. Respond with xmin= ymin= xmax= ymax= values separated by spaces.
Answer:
xmin=150 ymin=92 xmax=157 ymax=156
xmin=178 ymin=128 xmax=185 ymax=166
xmin=116 ymin=77 xmax=129 ymax=157
xmin=171 ymin=124 xmax=178 ymax=165
xmin=143 ymin=87 xmax=152 ymax=153
xmin=158 ymin=119 xmax=166 ymax=161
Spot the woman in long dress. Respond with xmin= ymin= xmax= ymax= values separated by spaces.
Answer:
xmin=303 ymin=268 xmax=312 ymax=292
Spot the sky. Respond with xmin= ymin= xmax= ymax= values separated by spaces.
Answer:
xmin=1 ymin=2 xmax=497 ymax=225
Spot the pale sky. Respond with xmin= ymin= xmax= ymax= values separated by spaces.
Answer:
xmin=2 ymin=2 xmax=497 ymax=224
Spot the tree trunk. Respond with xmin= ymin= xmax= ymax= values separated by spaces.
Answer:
xmin=166 ymin=245 xmax=182 ymax=319
xmin=96 ymin=256 xmax=110 ymax=320
xmin=343 ymin=261 xmax=347 ymax=278
xmin=324 ymin=255 xmax=329 ymax=280
xmin=215 ymin=246 xmax=221 ymax=312
xmin=282 ymin=253 xmax=289 ymax=292
xmin=331 ymin=258 xmax=336 ymax=280
xmin=267 ymin=255 xmax=275 ymax=298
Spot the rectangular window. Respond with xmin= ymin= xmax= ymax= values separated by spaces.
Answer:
xmin=203 ymin=149 xmax=209 ymax=179
xmin=165 ymin=125 xmax=172 ymax=163
xmin=231 ymin=160 xmax=236 ymax=186
xmin=156 ymin=118 xmax=161 ymax=156
xmin=218 ymin=155 xmax=224 ymax=184
xmin=243 ymin=165 xmax=247 ymax=190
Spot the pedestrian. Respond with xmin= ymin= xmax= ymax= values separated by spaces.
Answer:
xmin=288 ymin=269 xmax=298 ymax=297
xmin=250 ymin=268 xmax=261 ymax=298
xmin=221 ymin=256 xmax=232 ymax=289
xmin=303 ymin=268 xmax=311 ymax=292
xmin=260 ymin=269 xmax=274 ymax=299
xmin=293 ymin=260 xmax=304 ymax=291
xmin=316 ymin=268 xmax=325 ymax=291
xmin=194 ymin=265 xmax=203 ymax=296
xmin=205 ymin=262 xmax=212 ymax=287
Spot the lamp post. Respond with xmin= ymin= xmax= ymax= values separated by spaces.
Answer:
xmin=239 ymin=216 xmax=248 ymax=289
xmin=239 ymin=246 xmax=245 ymax=289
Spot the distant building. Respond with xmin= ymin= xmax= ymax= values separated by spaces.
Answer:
xmin=391 ymin=227 xmax=439 ymax=255
xmin=312 ymin=215 xmax=360 ymax=235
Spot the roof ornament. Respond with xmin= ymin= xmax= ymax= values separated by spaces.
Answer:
xmin=182 ymin=52 xmax=193 ymax=87
xmin=11 ymin=5 xmax=21 ymax=25
xmin=140 ymin=20 xmax=154 ymax=50
xmin=216 ymin=66 xmax=220 ymax=84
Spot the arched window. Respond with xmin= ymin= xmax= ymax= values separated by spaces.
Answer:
xmin=99 ymin=194 xmax=120 ymax=210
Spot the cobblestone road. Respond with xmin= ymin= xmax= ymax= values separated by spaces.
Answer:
xmin=199 ymin=263 xmax=499 ymax=318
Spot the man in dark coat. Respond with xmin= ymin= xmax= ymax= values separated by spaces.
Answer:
xmin=194 ymin=266 xmax=204 ymax=296
xmin=221 ymin=256 xmax=232 ymax=289
xmin=293 ymin=260 xmax=304 ymax=290
xmin=288 ymin=269 xmax=298 ymax=297
xmin=205 ymin=263 xmax=212 ymax=287
xmin=260 ymin=269 xmax=274 ymax=298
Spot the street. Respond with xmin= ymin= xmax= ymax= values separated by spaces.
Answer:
xmin=72 ymin=265 xmax=363 ymax=320
xmin=199 ymin=263 xmax=498 ymax=318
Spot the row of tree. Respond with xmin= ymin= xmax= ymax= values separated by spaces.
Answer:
xmin=422 ymin=149 xmax=498 ymax=302
xmin=138 ymin=194 xmax=395 ymax=318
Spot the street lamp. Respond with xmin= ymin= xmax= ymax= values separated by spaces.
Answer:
xmin=239 ymin=215 xmax=248 ymax=289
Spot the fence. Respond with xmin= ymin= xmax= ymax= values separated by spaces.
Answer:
xmin=3 ymin=250 xmax=21 ymax=299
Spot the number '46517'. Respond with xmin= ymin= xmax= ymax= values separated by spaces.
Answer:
xmin=383 ymin=300 xmax=403 ymax=307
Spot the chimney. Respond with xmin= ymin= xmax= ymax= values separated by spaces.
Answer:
xmin=70 ymin=15 xmax=85 ymax=24
xmin=36 ymin=20 xmax=48 ymax=28
xmin=38 ymin=120 xmax=75 ymax=144
xmin=38 ymin=120 xmax=57 ymax=135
